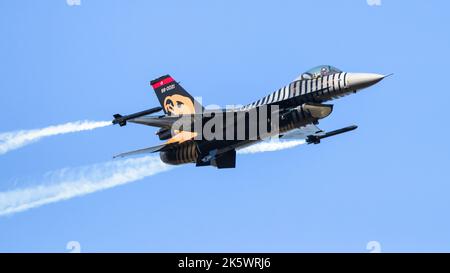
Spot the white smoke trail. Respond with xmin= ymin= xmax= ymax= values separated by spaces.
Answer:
xmin=0 ymin=120 xmax=111 ymax=155
xmin=0 ymin=156 xmax=172 ymax=216
xmin=237 ymin=139 xmax=306 ymax=154
xmin=0 ymin=138 xmax=304 ymax=217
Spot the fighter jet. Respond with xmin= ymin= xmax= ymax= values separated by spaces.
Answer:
xmin=112 ymin=65 xmax=389 ymax=168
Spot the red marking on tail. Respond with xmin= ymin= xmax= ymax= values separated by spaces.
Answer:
xmin=151 ymin=76 xmax=174 ymax=89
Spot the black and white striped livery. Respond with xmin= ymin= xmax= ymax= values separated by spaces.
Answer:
xmin=113 ymin=65 xmax=388 ymax=168
xmin=242 ymin=68 xmax=384 ymax=110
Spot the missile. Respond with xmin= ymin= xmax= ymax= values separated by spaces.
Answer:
xmin=306 ymin=125 xmax=358 ymax=144
xmin=112 ymin=106 xmax=163 ymax=127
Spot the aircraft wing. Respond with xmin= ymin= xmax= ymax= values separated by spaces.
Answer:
xmin=126 ymin=106 xmax=276 ymax=129
xmin=280 ymin=124 xmax=325 ymax=140
xmin=126 ymin=111 xmax=245 ymax=129
xmin=281 ymin=124 xmax=358 ymax=144
xmin=128 ymin=116 xmax=184 ymax=128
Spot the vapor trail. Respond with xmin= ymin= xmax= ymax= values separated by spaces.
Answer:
xmin=0 ymin=156 xmax=172 ymax=216
xmin=0 ymin=139 xmax=304 ymax=217
xmin=0 ymin=120 xmax=111 ymax=155
xmin=237 ymin=139 xmax=306 ymax=154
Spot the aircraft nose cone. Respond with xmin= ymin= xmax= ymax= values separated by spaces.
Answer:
xmin=346 ymin=73 xmax=386 ymax=90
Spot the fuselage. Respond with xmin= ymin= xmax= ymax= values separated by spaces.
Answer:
xmin=243 ymin=71 xmax=385 ymax=109
xmin=159 ymin=66 xmax=386 ymax=166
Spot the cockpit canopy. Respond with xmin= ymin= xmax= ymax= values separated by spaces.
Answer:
xmin=299 ymin=65 xmax=342 ymax=80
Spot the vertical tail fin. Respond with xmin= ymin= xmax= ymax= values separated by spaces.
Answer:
xmin=150 ymin=75 xmax=203 ymax=116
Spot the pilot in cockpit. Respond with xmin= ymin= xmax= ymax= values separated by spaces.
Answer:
xmin=300 ymin=65 xmax=342 ymax=80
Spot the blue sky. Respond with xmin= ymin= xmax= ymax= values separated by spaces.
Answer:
xmin=0 ymin=0 xmax=449 ymax=252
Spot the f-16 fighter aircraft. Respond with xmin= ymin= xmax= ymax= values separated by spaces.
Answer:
xmin=113 ymin=65 xmax=389 ymax=168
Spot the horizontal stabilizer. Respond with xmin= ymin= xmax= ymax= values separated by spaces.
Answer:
xmin=113 ymin=144 xmax=169 ymax=159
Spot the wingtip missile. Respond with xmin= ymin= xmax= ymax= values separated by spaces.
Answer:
xmin=112 ymin=106 xmax=163 ymax=127
xmin=306 ymin=125 xmax=358 ymax=144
